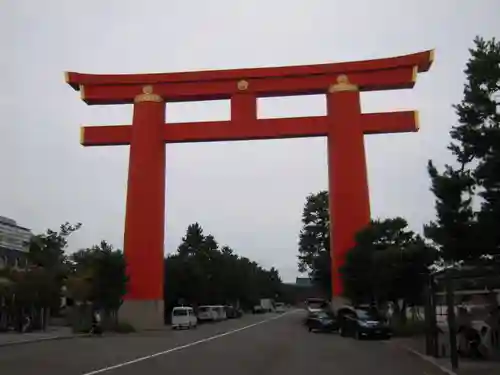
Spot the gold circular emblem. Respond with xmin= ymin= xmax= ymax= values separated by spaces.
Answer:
xmin=237 ymin=80 xmax=249 ymax=91
xmin=143 ymin=85 xmax=154 ymax=94
xmin=336 ymin=75 xmax=348 ymax=84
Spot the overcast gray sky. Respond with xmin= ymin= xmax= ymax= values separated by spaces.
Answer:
xmin=1 ymin=0 xmax=499 ymax=282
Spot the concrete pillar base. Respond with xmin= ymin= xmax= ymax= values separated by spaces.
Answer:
xmin=119 ymin=299 xmax=165 ymax=330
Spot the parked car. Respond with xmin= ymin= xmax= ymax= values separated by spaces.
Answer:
xmin=197 ymin=305 xmax=218 ymax=322
xmin=305 ymin=297 xmax=329 ymax=310
xmin=260 ymin=298 xmax=274 ymax=312
xmin=337 ymin=306 xmax=391 ymax=340
xmin=252 ymin=305 xmax=265 ymax=314
xmin=275 ymin=302 xmax=286 ymax=313
xmin=306 ymin=310 xmax=337 ymax=333
xmin=306 ymin=306 xmax=324 ymax=314
xmin=212 ymin=305 xmax=227 ymax=320
xmin=171 ymin=306 xmax=197 ymax=329
xmin=224 ymin=305 xmax=242 ymax=319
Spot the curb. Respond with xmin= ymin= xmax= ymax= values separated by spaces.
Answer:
xmin=387 ymin=341 xmax=457 ymax=375
xmin=0 ymin=333 xmax=91 ymax=348
xmin=404 ymin=346 xmax=457 ymax=375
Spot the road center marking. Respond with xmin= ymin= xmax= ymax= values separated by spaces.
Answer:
xmin=81 ymin=311 xmax=296 ymax=375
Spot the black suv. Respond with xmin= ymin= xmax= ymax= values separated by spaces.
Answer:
xmin=305 ymin=310 xmax=337 ymax=333
xmin=337 ymin=306 xmax=391 ymax=340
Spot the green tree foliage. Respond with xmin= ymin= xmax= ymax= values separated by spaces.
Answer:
xmin=340 ymin=218 xmax=436 ymax=318
xmin=297 ymin=191 xmax=331 ymax=295
xmin=426 ymin=37 xmax=500 ymax=264
xmin=0 ymin=266 xmax=56 ymax=330
xmin=0 ymin=222 xmax=81 ymax=330
xmin=68 ymin=241 xmax=128 ymax=323
xmin=1 ymin=223 xmax=128 ymax=331
xmin=27 ymin=222 xmax=81 ymax=313
xmin=29 ymin=222 xmax=81 ymax=271
xmin=164 ymin=223 xmax=283 ymax=313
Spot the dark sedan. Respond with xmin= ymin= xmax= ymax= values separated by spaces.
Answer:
xmin=224 ymin=305 xmax=243 ymax=319
xmin=305 ymin=310 xmax=337 ymax=333
xmin=338 ymin=307 xmax=392 ymax=340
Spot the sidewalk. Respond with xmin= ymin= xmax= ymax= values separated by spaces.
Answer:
xmin=0 ymin=326 xmax=85 ymax=347
xmin=393 ymin=336 xmax=500 ymax=375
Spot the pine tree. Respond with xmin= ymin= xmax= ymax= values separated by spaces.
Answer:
xmin=425 ymin=37 xmax=500 ymax=263
xmin=297 ymin=191 xmax=331 ymax=295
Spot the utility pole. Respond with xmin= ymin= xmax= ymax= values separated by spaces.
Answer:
xmin=424 ymin=275 xmax=433 ymax=355
xmin=445 ymin=269 xmax=459 ymax=371
xmin=425 ymin=273 xmax=439 ymax=356
xmin=429 ymin=275 xmax=439 ymax=357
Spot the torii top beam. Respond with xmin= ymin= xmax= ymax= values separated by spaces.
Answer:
xmin=66 ymin=50 xmax=433 ymax=105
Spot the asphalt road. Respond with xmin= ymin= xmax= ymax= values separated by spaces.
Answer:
xmin=0 ymin=310 xmax=445 ymax=375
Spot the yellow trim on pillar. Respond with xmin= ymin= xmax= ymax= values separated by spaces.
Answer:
xmin=414 ymin=111 xmax=420 ymax=131
xmin=429 ymin=49 xmax=435 ymax=64
xmin=412 ymin=66 xmax=418 ymax=83
xmin=79 ymin=85 xmax=85 ymax=101
xmin=80 ymin=127 xmax=85 ymax=145
xmin=64 ymin=71 xmax=70 ymax=83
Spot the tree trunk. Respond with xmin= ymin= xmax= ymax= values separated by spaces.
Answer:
xmin=400 ymin=300 xmax=407 ymax=325
xmin=45 ymin=307 xmax=50 ymax=330
xmin=38 ymin=306 xmax=44 ymax=330
xmin=390 ymin=301 xmax=400 ymax=324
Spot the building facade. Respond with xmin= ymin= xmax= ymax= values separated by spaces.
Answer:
xmin=0 ymin=216 xmax=32 ymax=269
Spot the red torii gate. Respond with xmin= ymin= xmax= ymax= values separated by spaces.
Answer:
xmin=66 ymin=50 xmax=433 ymax=328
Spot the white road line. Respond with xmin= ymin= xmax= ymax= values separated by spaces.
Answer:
xmin=81 ymin=310 xmax=297 ymax=375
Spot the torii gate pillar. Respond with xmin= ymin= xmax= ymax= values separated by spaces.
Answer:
xmin=119 ymin=89 xmax=166 ymax=327
xmin=327 ymin=77 xmax=370 ymax=301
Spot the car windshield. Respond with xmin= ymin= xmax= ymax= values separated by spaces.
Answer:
xmin=308 ymin=307 xmax=322 ymax=313
xmin=306 ymin=298 xmax=328 ymax=309
xmin=315 ymin=312 xmax=330 ymax=319
xmin=173 ymin=309 xmax=188 ymax=316
xmin=198 ymin=307 xmax=210 ymax=312
xmin=356 ymin=309 xmax=381 ymax=320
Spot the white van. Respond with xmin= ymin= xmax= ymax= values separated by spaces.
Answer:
xmin=213 ymin=305 xmax=227 ymax=321
xmin=197 ymin=305 xmax=218 ymax=322
xmin=171 ymin=306 xmax=197 ymax=329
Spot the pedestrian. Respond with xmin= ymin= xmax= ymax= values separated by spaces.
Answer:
xmin=91 ymin=310 xmax=102 ymax=335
